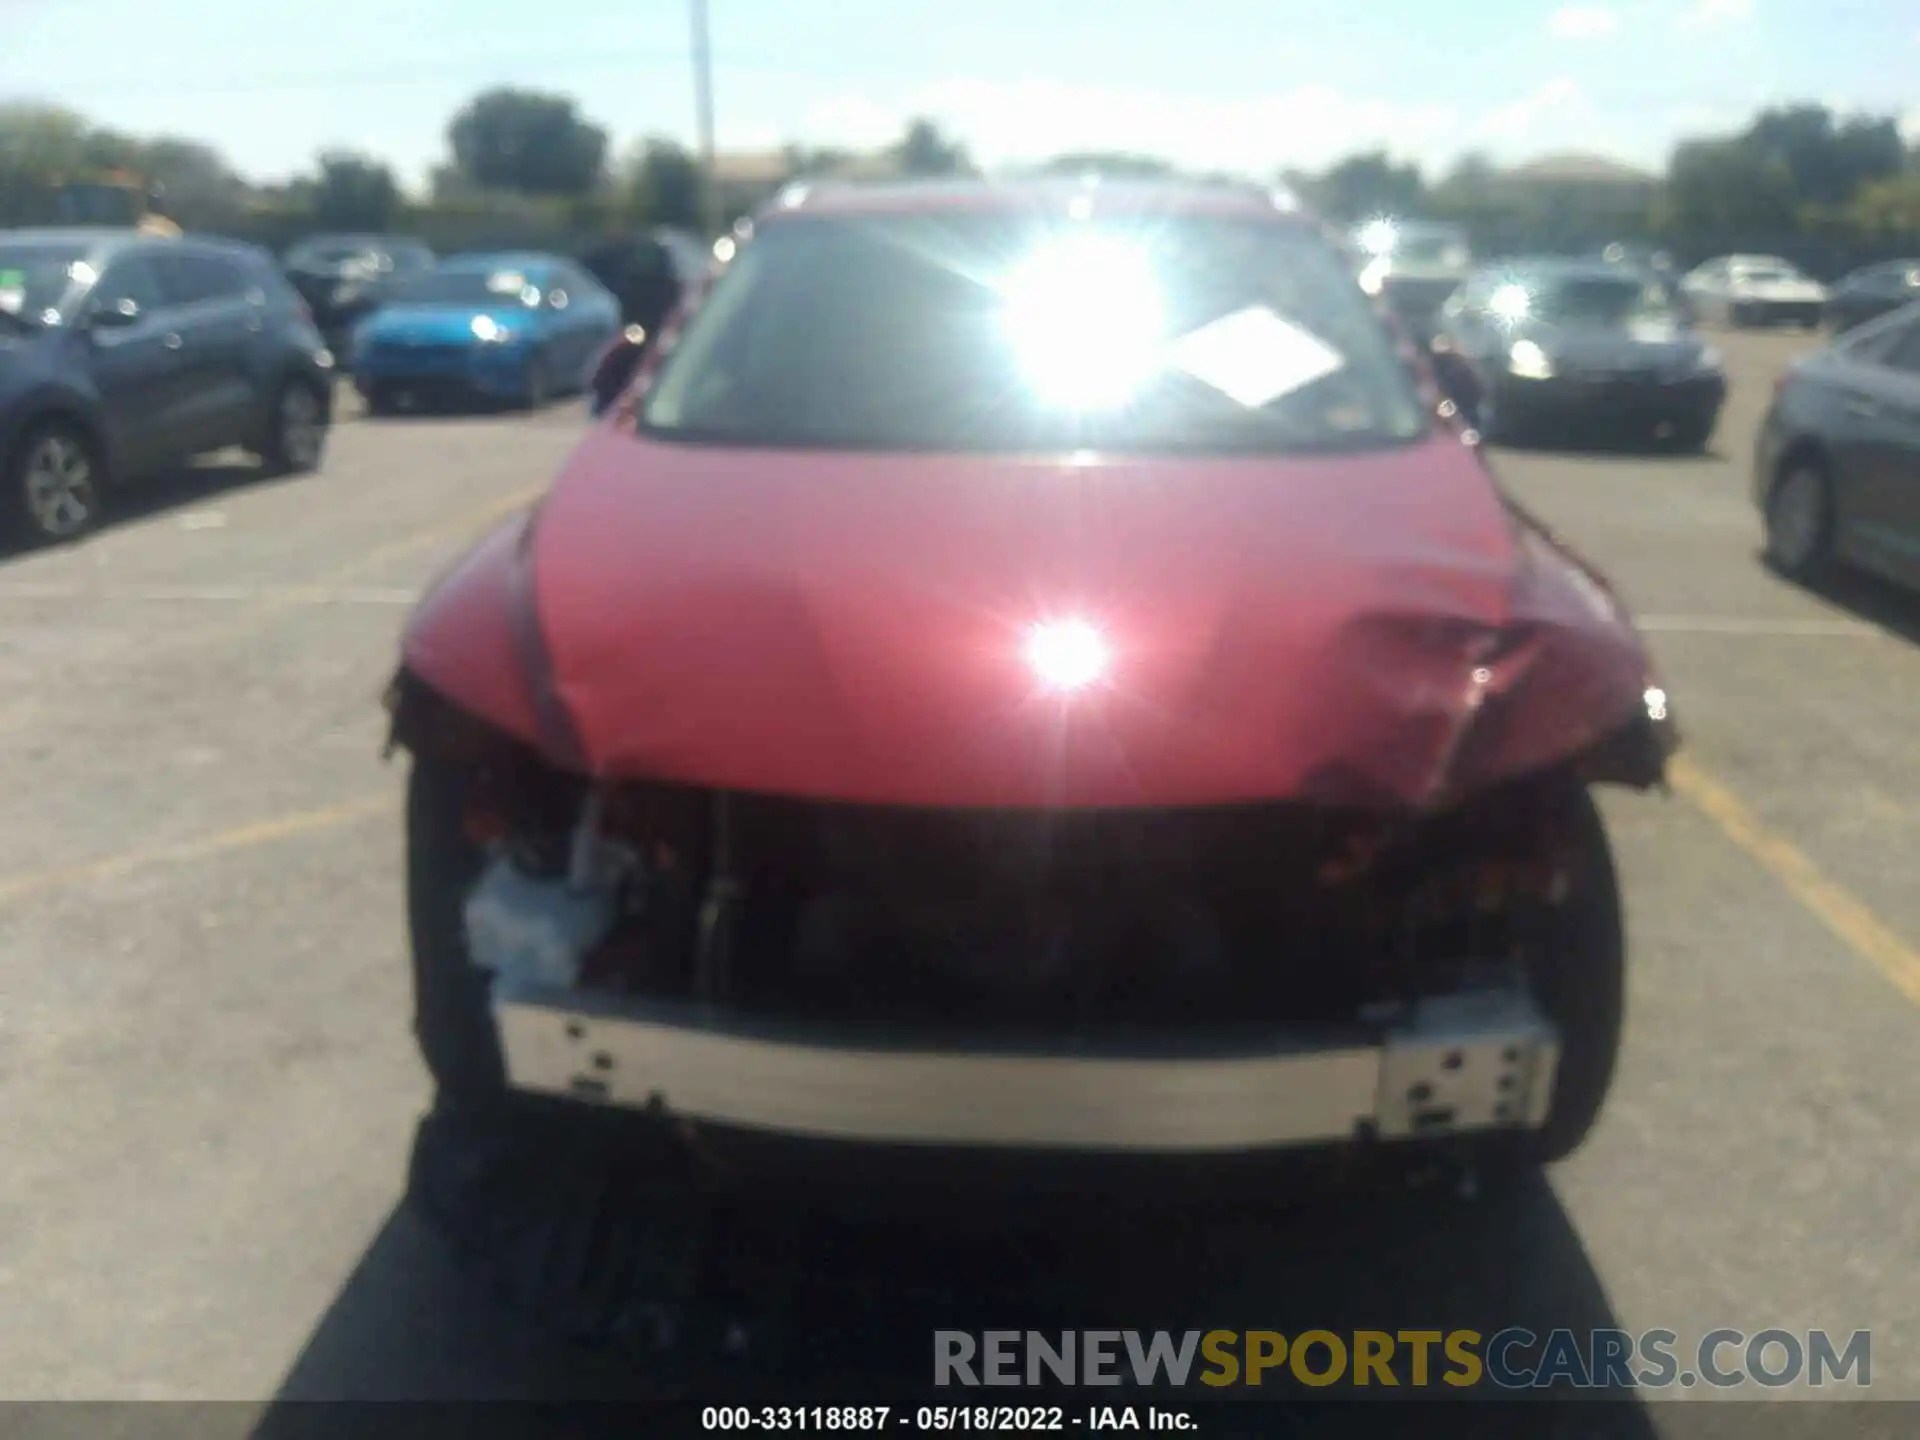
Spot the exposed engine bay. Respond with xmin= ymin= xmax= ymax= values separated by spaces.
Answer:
xmin=396 ymin=671 xmax=1604 ymax=1039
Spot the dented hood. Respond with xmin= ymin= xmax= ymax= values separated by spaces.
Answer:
xmin=402 ymin=426 xmax=1661 ymax=811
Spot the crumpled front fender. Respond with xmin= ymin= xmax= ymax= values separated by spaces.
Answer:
xmin=393 ymin=505 xmax=585 ymax=771
xmin=1475 ymin=497 xmax=1679 ymax=795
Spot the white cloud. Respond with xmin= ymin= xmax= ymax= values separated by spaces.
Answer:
xmin=793 ymin=79 xmax=1463 ymax=177
xmin=1548 ymin=6 xmax=1620 ymax=39
xmin=1462 ymin=77 xmax=1597 ymax=148
xmin=775 ymin=75 xmax=1689 ymax=178
xmin=1677 ymin=0 xmax=1754 ymax=30
xmin=1668 ymin=103 xmax=1741 ymax=137
xmin=790 ymin=94 xmax=903 ymax=153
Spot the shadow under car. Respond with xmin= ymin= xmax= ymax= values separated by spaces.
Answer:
xmin=243 ymin=1110 xmax=1669 ymax=1438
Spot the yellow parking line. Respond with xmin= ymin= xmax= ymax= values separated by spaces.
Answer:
xmin=0 ymin=792 xmax=398 ymax=911
xmin=1669 ymin=755 xmax=1920 ymax=1007
xmin=320 ymin=483 xmax=544 ymax=586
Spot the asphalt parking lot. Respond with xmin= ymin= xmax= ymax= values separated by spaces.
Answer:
xmin=2 ymin=331 xmax=1917 ymax=1426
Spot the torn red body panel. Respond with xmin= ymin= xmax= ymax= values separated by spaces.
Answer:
xmin=400 ymin=421 xmax=1670 ymax=812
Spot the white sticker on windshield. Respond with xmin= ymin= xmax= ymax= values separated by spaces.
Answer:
xmin=1169 ymin=306 xmax=1346 ymax=410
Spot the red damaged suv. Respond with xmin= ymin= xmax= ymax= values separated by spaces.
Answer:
xmin=386 ymin=178 xmax=1676 ymax=1213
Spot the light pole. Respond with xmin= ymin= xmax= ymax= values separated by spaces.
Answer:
xmin=690 ymin=0 xmax=719 ymax=237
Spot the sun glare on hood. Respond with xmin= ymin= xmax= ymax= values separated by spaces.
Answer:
xmin=999 ymin=235 xmax=1165 ymax=411
xmin=1024 ymin=618 xmax=1113 ymax=694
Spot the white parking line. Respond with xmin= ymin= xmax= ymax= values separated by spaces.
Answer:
xmin=0 ymin=582 xmax=418 ymax=605
xmin=1634 ymin=614 xmax=1888 ymax=638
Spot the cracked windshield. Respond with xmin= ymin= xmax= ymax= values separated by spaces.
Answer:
xmin=1 ymin=0 xmax=1916 ymax=1434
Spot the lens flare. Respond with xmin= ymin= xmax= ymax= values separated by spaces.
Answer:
xmin=1490 ymin=284 xmax=1532 ymax=325
xmin=1507 ymin=338 xmax=1553 ymax=379
xmin=1356 ymin=219 xmax=1398 ymax=256
xmin=1000 ymin=235 xmax=1165 ymax=411
xmin=1024 ymin=619 xmax=1112 ymax=693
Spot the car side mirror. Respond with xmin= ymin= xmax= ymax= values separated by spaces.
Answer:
xmin=87 ymin=297 xmax=142 ymax=331
xmin=587 ymin=328 xmax=648 ymax=418
xmin=1426 ymin=339 xmax=1483 ymax=431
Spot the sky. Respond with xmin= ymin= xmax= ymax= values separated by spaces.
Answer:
xmin=2 ymin=0 xmax=1917 ymax=190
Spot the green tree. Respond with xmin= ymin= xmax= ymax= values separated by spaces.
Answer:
xmin=782 ymin=143 xmax=857 ymax=177
xmin=891 ymin=118 xmax=973 ymax=177
xmin=448 ymin=87 xmax=609 ymax=197
xmin=1848 ymin=173 xmax=1920 ymax=236
xmin=77 ymin=125 xmax=144 ymax=175
xmin=1742 ymin=104 xmax=1904 ymax=211
xmin=1037 ymin=151 xmax=1176 ymax=179
xmin=311 ymin=150 xmax=401 ymax=231
xmin=1431 ymin=152 xmax=1498 ymax=209
xmin=628 ymin=138 xmax=705 ymax=229
xmin=1303 ymin=151 xmax=1426 ymax=222
xmin=0 ymin=104 xmax=91 ymax=221
xmin=0 ymin=107 xmax=247 ymax=228
xmin=1658 ymin=138 xmax=1799 ymax=248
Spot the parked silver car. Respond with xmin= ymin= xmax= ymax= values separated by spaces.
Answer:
xmin=1681 ymin=254 xmax=1827 ymax=329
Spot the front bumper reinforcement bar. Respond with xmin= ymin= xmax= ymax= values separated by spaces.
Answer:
xmin=492 ymin=983 xmax=1559 ymax=1152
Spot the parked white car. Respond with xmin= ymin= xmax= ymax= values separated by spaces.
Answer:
xmin=1680 ymin=255 xmax=1827 ymax=330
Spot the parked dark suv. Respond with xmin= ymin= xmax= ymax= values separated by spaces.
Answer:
xmin=0 ymin=228 xmax=334 ymax=543
xmin=283 ymin=233 xmax=436 ymax=354
xmin=577 ymin=227 xmax=708 ymax=337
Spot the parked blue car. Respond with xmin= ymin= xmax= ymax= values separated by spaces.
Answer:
xmin=348 ymin=252 xmax=622 ymax=413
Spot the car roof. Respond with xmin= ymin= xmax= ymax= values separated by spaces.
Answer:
xmin=1491 ymin=256 xmax=1645 ymax=282
xmin=0 ymin=228 xmax=270 ymax=266
xmin=756 ymin=175 xmax=1312 ymax=225
xmin=0 ymin=227 xmax=145 ymax=254
xmin=292 ymin=233 xmax=428 ymax=250
xmin=440 ymin=251 xmax=561 ymax=274
xmin=581 ymin=228 xmax=699 ymax=254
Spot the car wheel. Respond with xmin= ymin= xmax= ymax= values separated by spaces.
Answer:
xmin=8 ymin=420 xmax=104 ymax=546
xmin=403 ymin=751 xmax=708 ymax=1352
xmin=261 ymin=378 xmax=329 ymax=476
xmin=1764 ymin=458 xmax=1834 ymax=583
xmin=406 ymin=753 xmax=509 ymax=1112
xmin=1516 ymin=786 xmax=1626 ymax=1166
xmin=1667 ymin=412 xmax=1716 ymax=453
